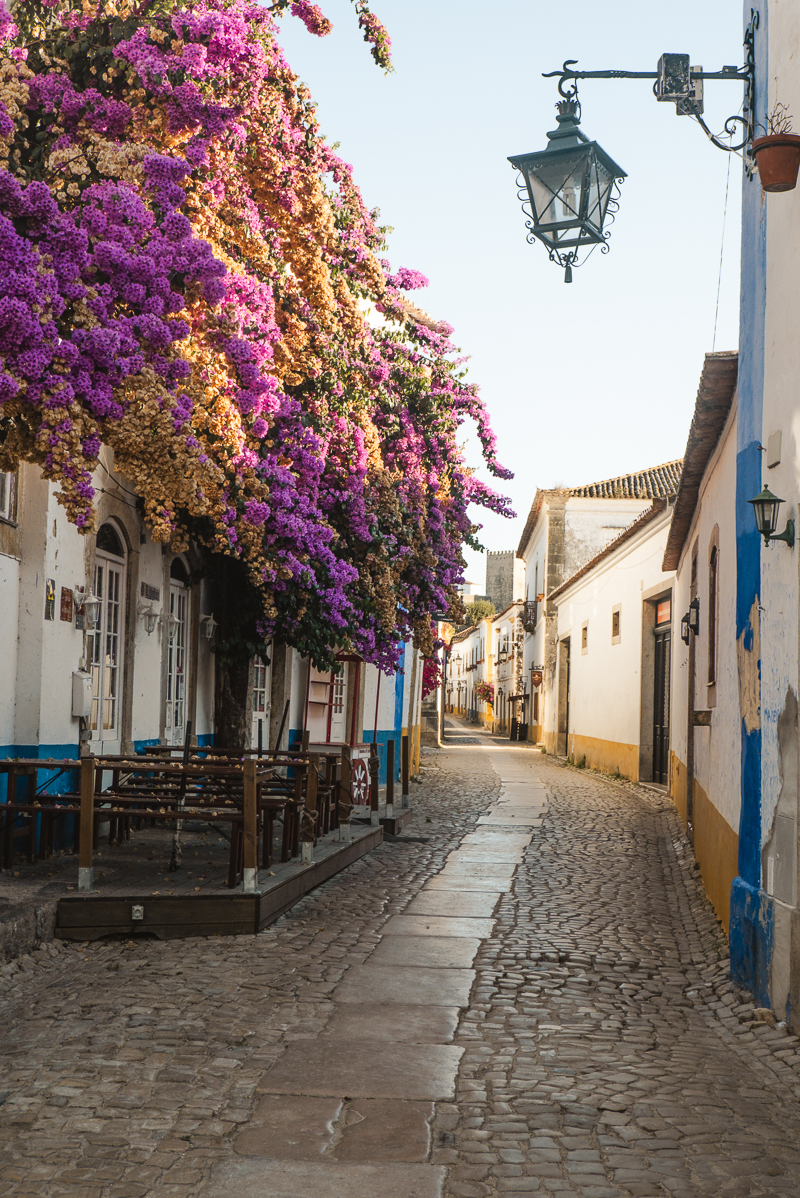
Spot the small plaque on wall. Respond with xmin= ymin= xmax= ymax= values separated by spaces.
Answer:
xmin=45 ymin=579 xmax=56 ymax=621
xmin=60 ymin=587 xmax=73 ymax=622
xmin=141 ymin=582 xmax=161 ymax=602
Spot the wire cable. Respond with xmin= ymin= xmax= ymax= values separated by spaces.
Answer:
xmin=712 ymin=148 xmax=733 ymax=352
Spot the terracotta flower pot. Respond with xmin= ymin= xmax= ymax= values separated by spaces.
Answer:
xmin=753 ymin=133 xmax=800 ymax=192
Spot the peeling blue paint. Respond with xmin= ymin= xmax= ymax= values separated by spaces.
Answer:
xmin=730 ymin=0 xmax=769 ymax=998
xmin=738 ymin=722 xmax=762 ymax=887
xmin=730 ymin=877 xmax=773 ymax=1006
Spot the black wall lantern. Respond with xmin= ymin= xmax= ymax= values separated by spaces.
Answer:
xmin=681 ymin=598 xmax=700 ymax=644
xmin=508 ymin=100 xmax=626 ymax=282
xmin=748 ymin=484 xmax=795 ymax=548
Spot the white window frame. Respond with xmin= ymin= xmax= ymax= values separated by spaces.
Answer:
xmin=165 ymin=566 xmax=190 ymax=746
xmin=88 ymin=527 xmax=126 ymax=755
xmin=0 ymin=470 xmax=18 ymax=523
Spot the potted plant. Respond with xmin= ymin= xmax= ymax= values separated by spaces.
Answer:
xmin=475 ymin=681 xmax=495 ymax=707
xmin=753 ymin=104 xmax=800 ymax=192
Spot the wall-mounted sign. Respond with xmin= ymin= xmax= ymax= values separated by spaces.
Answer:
xmin=60 ymin=587 xmax=73 ymax=622
xmin=530 ymin=669 xmax=543 ymax=689
xmin=45 ymin=579 xmax=55 ymax=621
xmin=141 ymin=582 xmax=161 ymax=602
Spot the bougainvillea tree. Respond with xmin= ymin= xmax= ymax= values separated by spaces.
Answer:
xmin=0 ymin=0 xmax=512 ymax=742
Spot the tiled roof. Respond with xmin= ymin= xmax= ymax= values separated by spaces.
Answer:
xmin=662 ymin=352 xmax=738 ymax=571
xmin=516 ymin=460 xmax=683 ymax=559
xmin=569 ymin=459 xmax=683 ymax=500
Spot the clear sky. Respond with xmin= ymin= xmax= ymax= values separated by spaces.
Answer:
xmin=274 ymin=0 xmax=745 ymax=591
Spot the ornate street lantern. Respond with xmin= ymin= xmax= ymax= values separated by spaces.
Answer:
xmin=138 ymin=604 xmax=159 ymax=636
xmin=508 ymin=100 xmax=626 ymax=282
xmin=82 ymin=590 xmax=102 ymax=631
xmin=201 ymin=613 xmax=218 ymax=640
xmin=161 ymin=609 xmax=179 ymax=640
xmin=748 ymin=484 xmax=795 ymax=548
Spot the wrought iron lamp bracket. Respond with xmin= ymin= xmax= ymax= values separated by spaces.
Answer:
xmin=543 ymin=9 xmax=759 ymax=175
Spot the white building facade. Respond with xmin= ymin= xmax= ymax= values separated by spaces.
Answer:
xmin=516 ymin=463 xmax=682 ymax=749
xmin=549 ymin=501 xmax=675 ymax=780
xmin=0 ymin=458 xmax=420 ymax=797
xmin=663 ymin=352 xmax=740 ymax=936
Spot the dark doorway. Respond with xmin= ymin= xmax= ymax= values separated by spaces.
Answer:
xmin=557 ymin=637 xmax=571 ymax=755
xmin=653 ymin=621 xmax=671 ymax=784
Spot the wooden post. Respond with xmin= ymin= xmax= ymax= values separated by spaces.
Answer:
xmin=243 ymin=757 xmax=258 ymax=892
xmin=339 ymin=745 xmax=352 ymax=841
xmin=303 ymin=755 xmax=318 ymax=863
xmin=369 ymin=741 xmax=380 ymax=827
xmin=292 ymin=767 xmax=304 ymax=858
xmin=302 ymin=730 xmax=310 ymax=752
xmin=79 ymin=757 xmax=94 ymax=892
xmin=401 ymin=733 xmax=410 ymax=809
xmin=385 ymin=738 xmax=395 ymax=818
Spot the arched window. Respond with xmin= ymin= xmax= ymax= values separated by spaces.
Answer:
xmin=708 ymin=543 xmax=718 ymax=685
xmin=96 ymin=522 xmax=124 ymax=557
xmin=166 ymin=557 xmax=191 ymax=745
xmin=89 ymin=521 xmax=126 ymax=753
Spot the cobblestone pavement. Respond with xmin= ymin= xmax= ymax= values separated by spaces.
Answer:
xmin=2 ymin=729 xmax=800 ymax=1197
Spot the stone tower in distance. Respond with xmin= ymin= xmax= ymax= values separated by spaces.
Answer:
xmin=485 ymin=550 xmax=526 ymax=612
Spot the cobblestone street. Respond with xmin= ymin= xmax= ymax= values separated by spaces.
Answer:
xmin=3 ymin=728 xmax=800 ymax=1198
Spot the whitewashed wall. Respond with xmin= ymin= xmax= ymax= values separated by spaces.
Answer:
xmin=0 ymin=551 xmax=20 ymax=748
xmin=520 ymin=509 xmax=548 ymax=736
xmin=761 ymin=3 xmax=800 ymax=893
xmin=4 ymin=459 xmax=217 ymax=756
xmin=564 ymin=498 xmax=651 ymax=578
xmin=671 ymin=405 xmax=741 ymax=838
xmin=551 ymin=507 xmax=674 ymax=765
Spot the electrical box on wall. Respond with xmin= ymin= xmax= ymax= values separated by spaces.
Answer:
xmin=72 ymin=671 xmax=92 ymax=719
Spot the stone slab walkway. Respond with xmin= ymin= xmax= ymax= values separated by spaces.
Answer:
xmin=2 ymin=726 xmax=800 ymax=1197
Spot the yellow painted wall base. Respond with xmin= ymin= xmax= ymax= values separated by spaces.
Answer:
xmin=670 ymin=751 xmax=688 ymax=824
xmin=527 ymin=724 xmax=543 ymax=744
xmin=669 ymin=752 xmax=738 ymax=933
xmin=568 ymin=733 xmax=639 ymax=781
xmin=400 ymin=723 xmax=421 ymax=776
xmin=544 ymin=731 xmax=557 ymax=755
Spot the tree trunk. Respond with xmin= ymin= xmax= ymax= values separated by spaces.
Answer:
xmin=212 ymin=555 xmax=258 ymax=752
xmin=215 ymin=656 xmax=251 ymax=751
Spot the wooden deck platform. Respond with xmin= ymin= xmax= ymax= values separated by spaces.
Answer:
xmin=53 ymin=823 xmax=382 ymax=942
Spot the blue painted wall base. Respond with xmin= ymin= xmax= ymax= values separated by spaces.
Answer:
xmin=730 ymin=876 xmax=774 ymax=1006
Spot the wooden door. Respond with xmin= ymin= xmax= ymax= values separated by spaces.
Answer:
xmin=251 ymin=653 xmax=272 ymax=750
xmin=328 ymin=670 xmax=347 ymax=742
xmin=653 ymin=627 xmax=671 ymax=784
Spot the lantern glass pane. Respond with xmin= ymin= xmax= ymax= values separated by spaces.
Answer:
xmin=753 ymin=496 xmax=779 ymax=535
xmin=585 ymin=158 xmax=614 ymax=233
xmin=524 ymin=149 xmax=589 ymax=237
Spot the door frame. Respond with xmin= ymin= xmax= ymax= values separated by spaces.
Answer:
xmin=88 ymin=524 xmax=127 ymax=755
xmin=639 ymin=586 xmax=673 ymax=783
xmin=557 ymin=636 xmax=570 ymax=756
xmin=653 ymin=623 xmax=672 ymax=784
xmin=161 ymin=556 xmax=192 ymax=746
